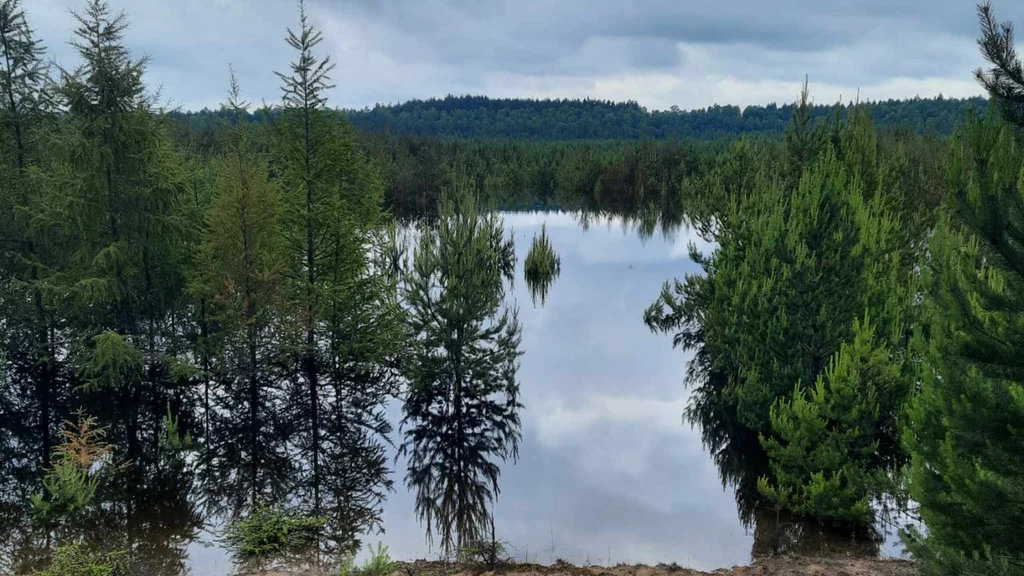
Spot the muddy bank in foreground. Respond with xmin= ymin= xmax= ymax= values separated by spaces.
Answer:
xmin=396 ymin=558 xmax=914 ymax=576
xmin=259 ymin=558 xmax=914 ymax=576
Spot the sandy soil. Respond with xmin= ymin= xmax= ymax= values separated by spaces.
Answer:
xmin=256 ymin=556 xmax=915 ymax=576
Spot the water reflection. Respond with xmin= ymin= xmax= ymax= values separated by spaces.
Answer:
xmin=0 ymin=210 xmax=901 ymax=575
xmin=749 ymin=508 xmax=882 ymax=559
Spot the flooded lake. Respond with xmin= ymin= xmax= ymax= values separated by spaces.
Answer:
xmin=0 ymin=212 xmax=904 ymax=575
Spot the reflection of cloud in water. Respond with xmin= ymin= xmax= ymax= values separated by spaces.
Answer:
xmin=371 ymin=212 xmax=750 ymax=570
xmin=669 ymin=234 xmax=715 ymax=261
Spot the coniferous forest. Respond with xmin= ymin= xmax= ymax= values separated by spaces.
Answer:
xmin=3 ymin=0 xmax=1024 ymax=575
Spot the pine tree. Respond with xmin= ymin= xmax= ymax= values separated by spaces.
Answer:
xmin=783 ymin=77 xmax=824 ymax=184
xmin=645 ymin=101 xmax=915 ymax=527
xmin=902 ymin=109 xmax=1024 ymax=576
xmin=976 ymin=1 xmax=1024 ymax=128
xmin=900 ymin=7 xmax=1024 ymax=573
xmin=400 ymin=180 xmax=522 ymax=553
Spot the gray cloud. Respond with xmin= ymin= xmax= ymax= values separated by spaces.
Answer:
xmin=24 ymin=0 xmax=1024 ymax=110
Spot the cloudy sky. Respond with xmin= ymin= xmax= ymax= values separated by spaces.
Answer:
xmin=26 ymin=0 xmax=1019 ymax=112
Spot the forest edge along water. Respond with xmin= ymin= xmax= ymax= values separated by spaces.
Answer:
xmin=3 ymin=0 xmax=1024 ymax=575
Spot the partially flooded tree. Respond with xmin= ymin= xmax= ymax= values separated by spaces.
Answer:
xmin=401 ymin=181 xmax=523 ymax=553
xmin=195 ymin=72 xmax=291 ymax=514
xmin=0 ymin=0 xmax=65 ymax=487
xmin=57 ymin=0 xmax=191 ymax=471
xmin=523 ymin=223 xmax=561 ymax=306
xmin=272 ymin=0 xmax=404 ymax=551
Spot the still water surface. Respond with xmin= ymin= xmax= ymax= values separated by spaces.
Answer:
xmin=187 ymin=211 xmax=743 ymax=574
xmin=4 ymin=212 xmax=906 ymax=575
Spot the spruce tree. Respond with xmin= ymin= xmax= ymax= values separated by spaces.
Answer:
xmin=0 ymin=0 xmax=64 ymax=483
xmin=400 ymin=181 xmax=522 ymax=553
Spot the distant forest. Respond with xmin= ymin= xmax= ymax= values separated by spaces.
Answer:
xmin=171 ymin=94 xmax=988 ymax=142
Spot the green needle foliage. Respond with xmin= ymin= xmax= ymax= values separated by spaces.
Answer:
xmin=339 ymin=542 xmax=396 ymax=576
xmin=193 ymin=71 xmax=292 ymax=513
xmin=646 ymin=94 xmax=918 ymax=527
xmin=55 ymin=0 xmax=192 ymax=470
xmin=401 ymin=179 xmax=523 ymax=554
xmin=902 ymin=110 xmax=1024 ymax=575
xmin=524 ymin=223 xmax=561 ymax=306
xmin=223 ymin=505 xmax=327 ymax=562
xmin=270 ymin=2 xmax=404 ymax=551
xmin=900 ymin=7 xmax=1024 ymax=574
xmin=37 ymin=544 xmax=128 ymax=576
xmin=0 ymin=0 xmax=67 ymax=484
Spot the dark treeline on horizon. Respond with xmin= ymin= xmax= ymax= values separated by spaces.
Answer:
xmin=169 ymin=94 xmax=988 ymax=142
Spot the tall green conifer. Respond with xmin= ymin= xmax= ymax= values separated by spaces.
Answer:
xmin=195 ymin=72 xmax=291 ymax=514
xmin=0 ymin=0 xmax=63 ymax=479
xmin=272 ymin=1 xmax=404 ymax=550
xmin=901 ymin=6 xmax=1024 ymax=573
xmin=903 ymin=113 xmax=1024 ymax=576
xmin=58 ymin=0 xmax=190 ymax=470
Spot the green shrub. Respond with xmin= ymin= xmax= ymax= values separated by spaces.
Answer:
xmin=32 ymin=413 xmax=115 ymax=525
xmin=339 ymin=542 xmax=395 ymax=576
xmin=223 ymin=505 xmax=328 ymax=560
xmin=457 ymin=538 xmax=510 ymax=567
xmin=37 ymin=544 xmax=128 ymax=576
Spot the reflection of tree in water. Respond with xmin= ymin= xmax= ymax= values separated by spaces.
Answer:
xmin=686 ymin=368 xmax=770 ymax=526
xmin=751 ymin=507 xmax=882 ymax=559
xmin=0 ymin=467 xmax=203 ymax=576
xmin=524 ymin=224 xmax=562 ymax=307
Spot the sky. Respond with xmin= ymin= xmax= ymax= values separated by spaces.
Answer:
xmin=25 ymin=0 xmax=1022 ymax=112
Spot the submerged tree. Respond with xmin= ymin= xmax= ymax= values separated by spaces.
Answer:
xmin=272 ymin=0 xmax=404 ymax=552
xmin=645 ymin=97 xmax=916 ymax=528
xmin=56 ymin=0 xmax=192 ymax=473
xmin=0 ymin=0 xmax=66 ymax=490
xmin=195 ymin=72 xmax=291 ymax=514
xmin=523 ymin=223 xmax=561 ymax=306
xmin=401 ymin=182 xmax=523 ymax=553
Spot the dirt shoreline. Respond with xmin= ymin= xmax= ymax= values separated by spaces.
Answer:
xmin=327 ymin=557 xmax=914 ymax=576
xmin=256 ymin=556 xmax=914 ymax=576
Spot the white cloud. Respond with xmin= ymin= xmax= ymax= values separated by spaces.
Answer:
xmin=535 ymin=395 xmax=689 ymax=444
